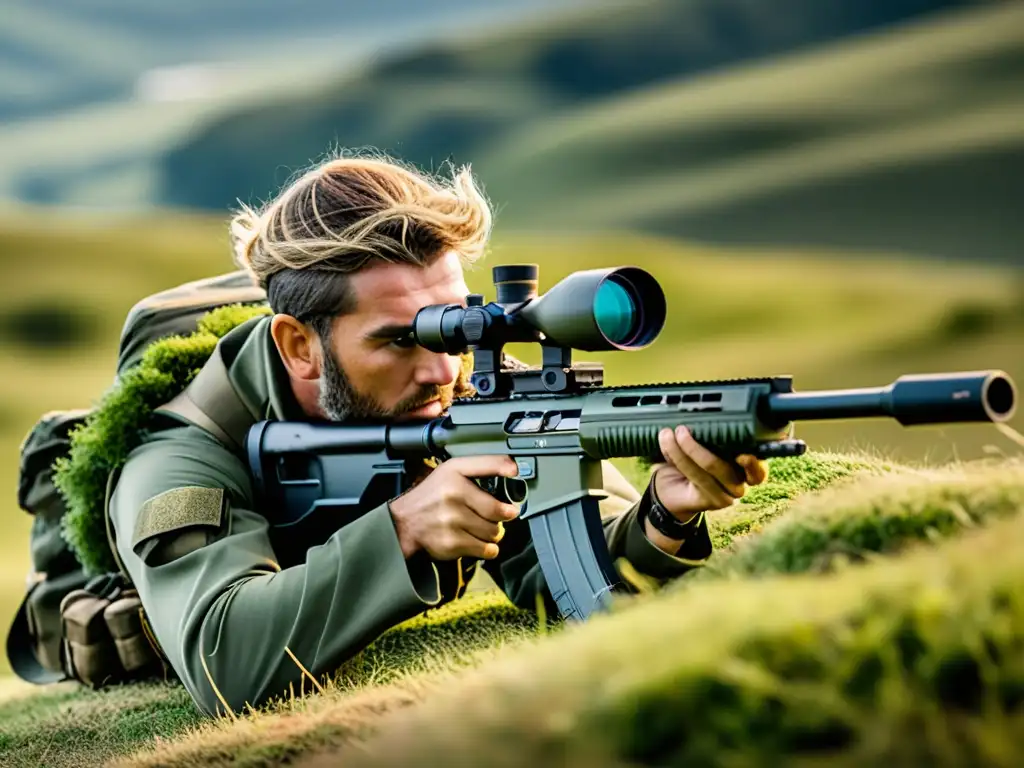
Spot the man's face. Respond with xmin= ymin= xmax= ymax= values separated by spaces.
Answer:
xmin=318 ymin=251 xmax=470 ymax=422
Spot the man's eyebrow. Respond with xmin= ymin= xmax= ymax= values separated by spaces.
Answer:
xmin=364 ymin=323 xmax=414 ymax=341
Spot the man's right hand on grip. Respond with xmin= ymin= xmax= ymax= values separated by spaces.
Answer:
xmin=388 ymin=455 xmax=521 ymax=561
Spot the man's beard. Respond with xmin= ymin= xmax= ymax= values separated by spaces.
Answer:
xmin=317 ymin=347 xmax=474 ymax=422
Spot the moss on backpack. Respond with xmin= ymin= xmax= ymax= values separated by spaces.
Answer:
xmin=53 ymin=304 xmax=271 ymax=575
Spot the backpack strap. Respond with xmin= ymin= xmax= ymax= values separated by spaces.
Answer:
xmin=155 ymin=319 xmax=262 ymax=453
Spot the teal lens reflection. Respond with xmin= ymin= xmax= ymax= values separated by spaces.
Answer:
xmin=593 ymin=278 xmax=638 ymax=344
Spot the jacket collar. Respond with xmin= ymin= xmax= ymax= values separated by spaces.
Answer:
xmin=226 ymin=316 xmax=308 ymax=423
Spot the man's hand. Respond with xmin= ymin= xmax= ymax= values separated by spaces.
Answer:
xmin=649 ymin=425 xmax=768 ymax=550
xmin=389 ymin=455 xmax=521 ymax=561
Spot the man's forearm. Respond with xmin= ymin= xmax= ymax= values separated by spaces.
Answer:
xmin=132 ymin=503 xmax=440 ymax=716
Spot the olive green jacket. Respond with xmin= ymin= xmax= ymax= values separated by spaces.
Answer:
xmin=108 ymin=317 xmax=712 ymax=716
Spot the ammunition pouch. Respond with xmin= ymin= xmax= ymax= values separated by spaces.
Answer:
xmin=59 ymin=573 xmax=169 ymax=689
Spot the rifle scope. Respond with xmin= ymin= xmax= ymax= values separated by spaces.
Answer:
xmin=413 ymin=264 xmax=666 ymax=353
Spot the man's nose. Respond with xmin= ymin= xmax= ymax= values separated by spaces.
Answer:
xmin=416 ymin=351 xmax=458 ymax=386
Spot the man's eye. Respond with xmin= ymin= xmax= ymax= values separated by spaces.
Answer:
xmin=391 ymin=334 xmax=417 ymax=349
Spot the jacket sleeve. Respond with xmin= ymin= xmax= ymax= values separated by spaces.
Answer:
xmin=481 ymin=461 xmax=712 ymax=614
xmin=109 ymin=426 xmax=443 ymax=717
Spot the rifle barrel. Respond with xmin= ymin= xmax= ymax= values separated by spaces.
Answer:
xmin=764 ymin=370 xmax=1016 ymax=426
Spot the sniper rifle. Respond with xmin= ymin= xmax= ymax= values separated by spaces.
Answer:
xmin=245 ymin=264 xmax=1018 ymax=621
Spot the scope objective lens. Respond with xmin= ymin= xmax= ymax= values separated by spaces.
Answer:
xmin=593 ymin=277 xmax=639 ymax=345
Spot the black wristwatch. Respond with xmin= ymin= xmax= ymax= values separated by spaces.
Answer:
xmin=642 ymin=480 xmax=703 ymax=541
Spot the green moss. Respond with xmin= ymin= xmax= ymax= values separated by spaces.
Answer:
xmin=324 ymin=505 xmax=1024 ymax=768
xmin=53 ymin=304 xmax=271 ymax=574
xmin=708 ymin=451 xmax=896 ymax=550
xmin=0 ymin=681 xmax=200 ymax=768
xmin=333 ymin=592 xmax=538 ymax=692
xmin=703 ymin=460 xmax=1024 ymax=580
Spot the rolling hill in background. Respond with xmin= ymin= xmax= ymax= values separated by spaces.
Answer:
xmin=0 ymin=0 xmax=584 ymax=205
xmin=156 ymin=0 xmax=984 ymax=205
xmin=153 ymin=0 xmax=1022 ymax=265
xmin=0 ymin=0 xmax=571 ymax=122
xmin=0 ymin=0 xmax=1001 ymax=239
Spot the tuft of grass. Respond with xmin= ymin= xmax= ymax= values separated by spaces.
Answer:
xmin=115 ymin=677 xmax=436 ymax=768
xmin=707 ymin=451 xmax=899 ymax=550
xmin=53 ymin=304 xmax=270 ymax=574
xmin=0 ymin=680 xmax=200 ymax=768
xmin=700 ymin=458 xmax=1024 ymax=580
xmin=312 ymin=498 xmax=1024 ymax=768
xmin=332 ymin=592 xmax=537 ymax=692
xmin=115 ymin=593 xmax=541 ymax=768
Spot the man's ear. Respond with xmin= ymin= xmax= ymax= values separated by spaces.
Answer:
xmin=270 ymin=315 xmax=323 ymax=381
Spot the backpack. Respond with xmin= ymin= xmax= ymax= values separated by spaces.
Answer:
xmin=6 ymin=271 xmax=267 ymax=687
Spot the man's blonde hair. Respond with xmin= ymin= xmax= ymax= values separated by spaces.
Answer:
xmin=228 ymin=153 xmax=493 ymax=319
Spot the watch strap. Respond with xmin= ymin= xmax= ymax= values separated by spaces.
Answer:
xmin=644 ymin=481 xmax=704 ymax=541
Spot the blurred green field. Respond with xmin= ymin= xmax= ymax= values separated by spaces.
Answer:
xmin=155 ymin=2 xmax=1024 ymax=266
xmin=477 ymin=2 xmax=1024 ymax=264
xmin=5 ymin=1 xmax=1020 ymax=272
xmin=0 ymin=208 xmax=1020 ymax=678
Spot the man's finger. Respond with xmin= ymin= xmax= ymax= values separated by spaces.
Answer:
xmin=457 ymin=508 xmax=505 ymax=544
xmin=461 ymin=480 xmax=520 ymax=522
xmin=443 ymin=455 xmax=519 ymax=479
xmin=448 ymin=531 xmax=500 ymax=561
xmin=658 ymin=428 xmax=736 ymax=509
xmin=676 ymin=427 xmax=746 ymax=497
xmin=736 ymin=455 xmax=768 ymax=486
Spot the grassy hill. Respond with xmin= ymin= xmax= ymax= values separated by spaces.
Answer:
xmin=0 ymin=0 xmax=567 ymax=122
xmin=0 ymin=0 xmax=579 ymax=206
xmin=477 ymin=2 xmax=1024 ymax=266
xmin=2 ymin=452 xmax=1022 ymax=766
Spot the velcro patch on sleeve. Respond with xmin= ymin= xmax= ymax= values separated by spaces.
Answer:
xmin=131 ymin=486 xmax=226 ymax=550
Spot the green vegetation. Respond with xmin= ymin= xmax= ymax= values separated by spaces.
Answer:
xmin=315 ymin=499 xmax=1024 ymax=768
xmin=2 ymin=451 xmax=1016 ymax=767
xmin=0 ymin=592 xmax=535 ymax=768
xmin=0 ymin=681 xmax=200 ymax=768
xmin=54 ymin=303 xmax=271 ymax=575
xmin=0 ymin=300 xmax=101 ymax=350
xmin=700 ymin=458 xmax=1024 ymax=580
xmin=707 ymin=452 xmax=896 ymax=550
